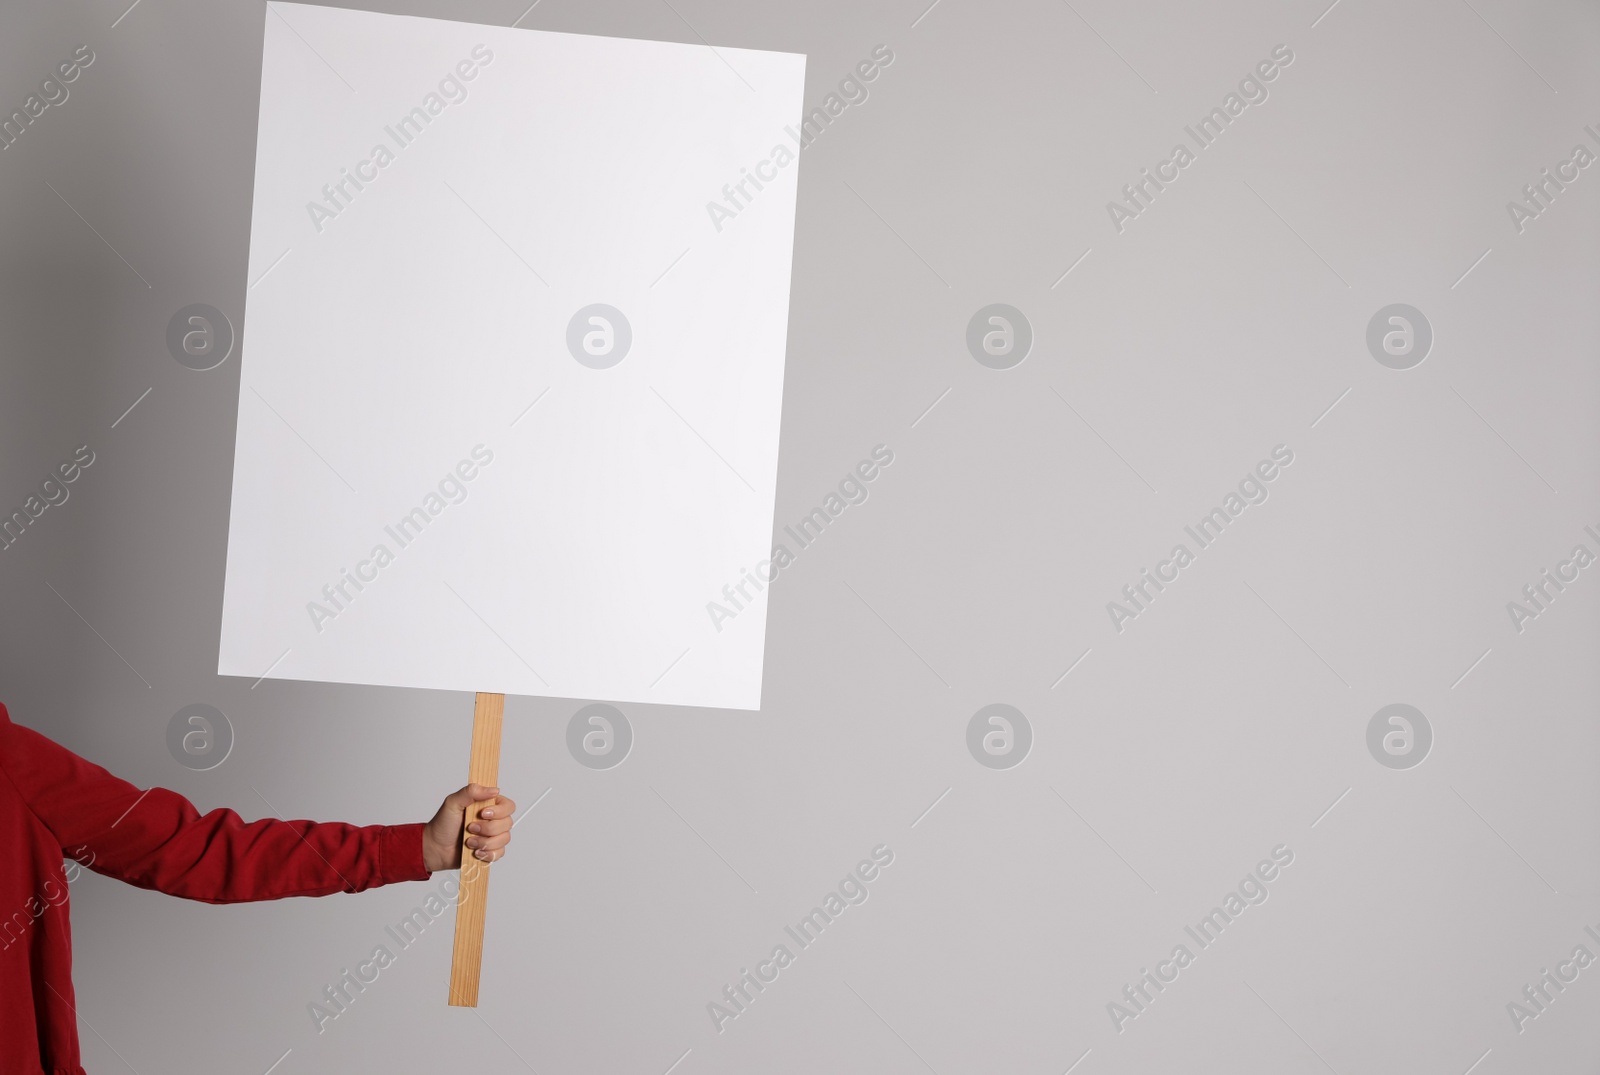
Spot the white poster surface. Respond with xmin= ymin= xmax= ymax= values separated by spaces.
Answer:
xmin=218 ymin=3 xmax=806 ymax=710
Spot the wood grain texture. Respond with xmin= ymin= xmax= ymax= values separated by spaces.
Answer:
xmin=447 ymin=691 xmax=504 ymax=1007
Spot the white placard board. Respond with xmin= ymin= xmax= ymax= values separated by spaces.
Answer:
xmin=218 ymin=3 xmax=805 ymax=711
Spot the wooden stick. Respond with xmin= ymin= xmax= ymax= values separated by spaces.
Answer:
xmin=447 ymin=691 xmax=503 ymax=1007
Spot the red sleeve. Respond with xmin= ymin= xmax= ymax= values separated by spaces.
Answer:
xmin=0 ymin=708 xmax=431 ymax=903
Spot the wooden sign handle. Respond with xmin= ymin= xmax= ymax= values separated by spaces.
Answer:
xmin=447 ymin=691 xmax=503 ymax=1006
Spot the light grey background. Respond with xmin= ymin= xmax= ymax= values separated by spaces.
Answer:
xmin=1 ymin=0 xmax=1597 ymax=1073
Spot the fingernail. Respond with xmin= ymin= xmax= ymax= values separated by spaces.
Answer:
xmin=481 ymin=810 xmax=493 ymax=819
xmin=467 ymin=838 xmax=481 ymax=849
xmin=475 ymin=850 xmax=489 ymax=860
xmin=468 ymin=823 xmax=481 ymax=834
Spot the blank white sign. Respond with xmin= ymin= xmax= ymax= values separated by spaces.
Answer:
xmin=218 ymin=3 xmax=806 ymax=710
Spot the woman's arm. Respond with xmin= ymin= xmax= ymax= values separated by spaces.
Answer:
xmin=0 ymin=708 xmax=510 ymax=903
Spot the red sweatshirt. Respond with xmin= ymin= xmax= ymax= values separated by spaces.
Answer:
xmin=0 ymin=704 xmax=431 ymax=1075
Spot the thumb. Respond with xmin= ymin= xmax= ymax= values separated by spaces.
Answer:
xmin=444 ymin=783 xmax=499 ymax=814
